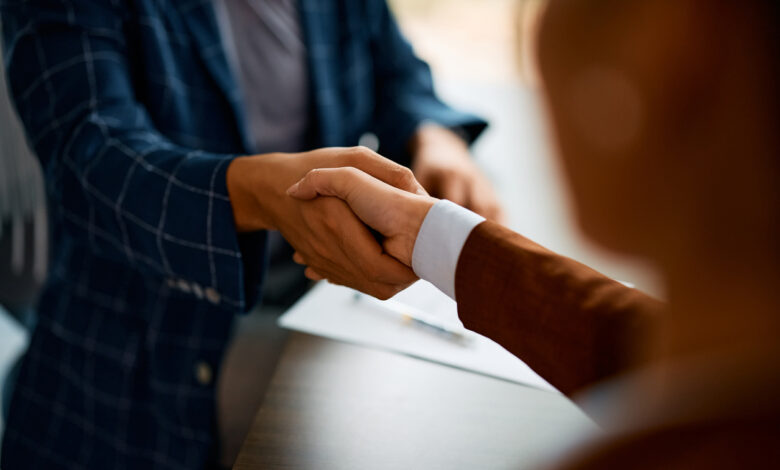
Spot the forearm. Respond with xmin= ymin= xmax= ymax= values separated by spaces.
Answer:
xmin=287 ymin=168 xmax=657 ymax=394
xmin=227 ymin=150 xmax=372 ymax=234
xmin=455 ymin=222 xmax=663 ymax=396
xmin=226 ymin=155 xmax=276 ymax=233
xmin=55 ymin=116 xmax=260 ymax=310
xmin=286 ymin=145 xmax=657 ymax=392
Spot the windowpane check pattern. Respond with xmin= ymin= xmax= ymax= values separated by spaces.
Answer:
xmin=0 ymin=0 xmax=484 ymax=468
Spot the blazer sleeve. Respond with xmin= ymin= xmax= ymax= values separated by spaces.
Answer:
xmin=1 ymin=1 xmax=259 ymax=312
xmin=455 ymin=221 xmax=664 ymax=396
xmin=365 ymin=0 xmax=487 ymax=166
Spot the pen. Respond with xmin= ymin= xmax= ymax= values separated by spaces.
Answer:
xmin=353 ymin=292 xmax=472 ymax=345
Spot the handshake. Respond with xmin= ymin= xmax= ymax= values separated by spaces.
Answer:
xmin=227 ymin=143 xmax=500 ymax=300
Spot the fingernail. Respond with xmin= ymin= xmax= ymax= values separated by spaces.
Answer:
xmin=286 ymin=182 xmax=300 ymax=195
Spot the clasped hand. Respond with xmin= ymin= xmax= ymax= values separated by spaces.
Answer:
xmin=227 ymin=147 xmax=429 ymax=299
xmin=287 ymin=166 xmax=439 ymax=292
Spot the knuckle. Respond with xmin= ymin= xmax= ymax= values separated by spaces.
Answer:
xmin=345 ymin=146 xmax=371 ymax=164
xmin=398 ymin=166 xmax=416 ymax=187
xmin=306 ymin=168 xmax=323 ymax=181
xmin=387 ymin=165 xmax=406 ymax=186
xmin=355 ymin=145 xmax=375 ymax=157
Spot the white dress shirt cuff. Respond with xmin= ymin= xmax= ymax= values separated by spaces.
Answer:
xmin=411 ymin=200 xmax=485 ymax=300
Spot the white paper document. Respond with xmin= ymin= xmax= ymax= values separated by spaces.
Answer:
xmin=279 ymin=280 xmax=557 ymax=392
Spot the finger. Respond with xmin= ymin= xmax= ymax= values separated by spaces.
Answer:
xmin=304 ymin=267 xmax=324 ymax=281
xmin=323 ymin=269 xmax=414 ymax=301
xmin=382 ymin=236 xmax=414 ymax=268
xmin=287 ymin=167 xmax=361 ymax=200
xmin=310 ymin=270 xmax=410 ymax=302
xmin=314 ymin=253 xmax=417 ymax=288
xmin=292 ymin=252 xmax=306 ymax=265
xmin=292 ymin=197 xmax=418 ymax=296
xmin=346 ymin=147 xmax=427 ymax=195
xmin=320 ymin=202 xmax=418 ymax=285
xmin=363 ymin=282 xmax=412 ymax=301
xmin=370 ymin=254 xmax=419 ymax=285
xmin=341 ymin=214 xmax=419 ymax=285
xmin=305 ymin=249 xmax=416 ymax=300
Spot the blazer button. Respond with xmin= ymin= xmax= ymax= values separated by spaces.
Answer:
xmin=205 ymin=287 xmax=221 ymax=305
xmin=195 ymin=361 xmax=213 ymax=386
xmin=191 ymin=283 xmax=204 ymax=299
xmin=177 ymin=279 xmax=192 ymax=293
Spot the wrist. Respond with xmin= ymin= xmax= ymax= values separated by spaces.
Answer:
xmin=227 ymin=156 xmax=279 ymax=232
xmin=394 ymin=194 xmax=437 ymax=266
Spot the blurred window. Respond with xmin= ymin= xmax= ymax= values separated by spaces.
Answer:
xmin=389 ymin=0 xmax=544 ymax=85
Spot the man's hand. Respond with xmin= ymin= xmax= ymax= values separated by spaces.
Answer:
xmin=227 ymin=147 xmax=425 ymax=232
xmin=280 ymin=196 xmax=419 ymax=299
xmin=410 ymin=123 xmax=506 ymax=223
xmin=287 ymin=167 xmax=437 ymax=269
xmin=226 ymin=147 xmax=425 ymax=299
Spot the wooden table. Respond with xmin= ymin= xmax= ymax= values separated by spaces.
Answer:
xmin=233 ymin=333 xmax=596 ymax=470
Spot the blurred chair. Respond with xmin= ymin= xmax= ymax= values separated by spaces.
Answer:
xmin=0 ymin=30 xmax=47 ymax=422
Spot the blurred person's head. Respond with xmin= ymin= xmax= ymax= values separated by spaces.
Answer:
xmin=537 ymin=0 xmax=779 ymax=281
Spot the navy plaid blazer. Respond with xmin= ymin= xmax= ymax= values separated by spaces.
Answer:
xmin=0 ymin=0 xmax=485 ymax=468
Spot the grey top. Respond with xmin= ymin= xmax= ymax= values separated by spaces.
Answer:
xmin=212 ymin=5 xmax=314 ymax=466
xmin=214 ymin=0 xmax=310 ymax=154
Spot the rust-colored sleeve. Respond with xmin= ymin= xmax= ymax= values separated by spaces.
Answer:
xmin=455 ymin=222 xmax=664 ymax=396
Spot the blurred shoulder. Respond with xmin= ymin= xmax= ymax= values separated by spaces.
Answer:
xmin=559 ymin=414 xmax=780 ymax=470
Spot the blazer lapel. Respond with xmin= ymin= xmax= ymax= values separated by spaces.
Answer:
xmin=173 ymin=0 xmax=253 ymax=151
xmin=299 ymin=0 xmax=342 ymax=147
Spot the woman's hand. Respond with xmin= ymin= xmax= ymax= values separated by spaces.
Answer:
xmin=287 ymin=167 xmax=438 ymax=269
xmin=410 ymin=124 xmax=506 ymax=223
xmin=227 ymin=147 xmax=427 ymax=299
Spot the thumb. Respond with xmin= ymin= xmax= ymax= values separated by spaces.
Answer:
xmin=349 ymin=148 xmax=428 ymax=196
xmin=287 ymin=167 xmax=360 ymax=201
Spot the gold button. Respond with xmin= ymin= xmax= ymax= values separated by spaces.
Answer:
xmin=191 ymin=283 xmax=204 ymax=299
xmin=195 ymin=361 xmax=213 ymax=386
xmin=177 ymin=279 xmax=191 ymax=293
xmin=205 ymin=287 xmax=221 ymax=305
